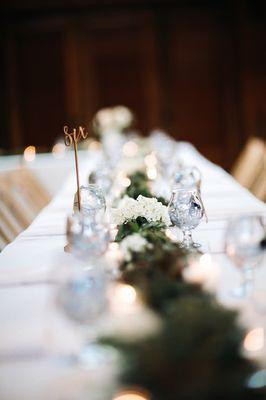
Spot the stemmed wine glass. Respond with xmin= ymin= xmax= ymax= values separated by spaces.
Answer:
xmin=225 ymin=216 xmax=265 ymax=298
xmin=168 ymin=188 xmax=204 ymax=248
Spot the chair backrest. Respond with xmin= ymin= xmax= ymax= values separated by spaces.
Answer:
xmin=231 ymin=137 xmax=266 ymax=191
xmin=0 ymin=168 xmax=51 ymax=251
xmin=250 ymin=156 xmax=266 ymax=202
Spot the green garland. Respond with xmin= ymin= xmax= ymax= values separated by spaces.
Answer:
xmin=101 ymin=170 xmax=263 ymax=399
xmin=122 ymin=170 xmax=168 ymax=205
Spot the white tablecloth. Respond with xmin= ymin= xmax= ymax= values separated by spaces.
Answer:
xmin=0 ymin=143 xmax=265 ymax=400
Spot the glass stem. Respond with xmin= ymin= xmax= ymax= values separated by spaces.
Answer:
xmin=183 ymin=230 xmax=193 ymax=247
xmin=242 ymin=266 xmax=254 ymax=297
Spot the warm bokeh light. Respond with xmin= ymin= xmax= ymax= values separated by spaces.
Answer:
xmin=165 ymin=228 xmax=177 ymax=241
xmin=146 ymin=166 xmax=157 ymax=180
xmin=144 ymin=152 xmax=157 ymax=167
xmin=123 ymin=141 xmax=138 ymax=157
xmin=23 ymin=146 xmax=36 ymax=162
xmin=114 ymin=283 xmax=137 ymax=305
xmin=109 ymin=242 xmax=119 ymax=252
xmin=88 ymin=140 xmax=101 ymax=151
xmin=113 ymin=388 xmax=150 ymax=400
xmin=109 ymin=283 xmax=139 ymax=315
xmin=52 ymin=142 xmax=65 ymax=158
xmin=244 ymin=328 xmax=264 ymax=352
xmin=96 ymin=109 xmax=114 ymax=128
xmin=121 ymin=177 xmax=131 ymax=188
xmin=117 ymin=172 xmax=131 ymax=187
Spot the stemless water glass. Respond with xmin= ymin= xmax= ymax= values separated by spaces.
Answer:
xmin=53 ymin=256 xmax=119 ymax=385
xmin=174 ymin=166 xmax=202 ymax=190
xmin=73 ymin=185 xmax=106 ymax=223
xmin=67 ymin=212 xmax=110 ymax=259
xmin=168 ymin=188 xmax=204 ymax=248
xmin=225 ymin=216 xmax=265 ymax=298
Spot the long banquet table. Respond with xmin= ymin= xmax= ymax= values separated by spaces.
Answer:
xmin=0 ymin=142 xmax=265 ymax=400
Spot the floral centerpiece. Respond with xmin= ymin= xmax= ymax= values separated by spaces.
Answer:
xmin=100 ymin=168 xmax=262 ymax=400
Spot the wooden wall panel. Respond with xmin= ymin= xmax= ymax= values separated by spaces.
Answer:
xmin=1 ymin=0 xmax=266 ymax=169
xmin=13 ymin=29 xmax=67 ymax=148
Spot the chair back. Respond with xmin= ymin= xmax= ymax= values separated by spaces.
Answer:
xmin=232 ymin=137 xmax=266 ymax=193
xmin=0 ymin=168 xmax=50 ymax=250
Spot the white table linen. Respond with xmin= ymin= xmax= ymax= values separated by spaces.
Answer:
xmin=0 ymin=143 xmax=265 ymax=400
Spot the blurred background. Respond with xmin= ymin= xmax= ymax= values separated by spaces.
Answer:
xmin=1 ymin=0 xmax=266 ymax=169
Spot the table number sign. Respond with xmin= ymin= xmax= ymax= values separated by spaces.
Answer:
xmin=63 ymin=125 xmax=89 ymax=211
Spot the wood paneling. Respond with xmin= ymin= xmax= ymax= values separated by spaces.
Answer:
xmin=1 ymin=0 xmax=266 ymax=169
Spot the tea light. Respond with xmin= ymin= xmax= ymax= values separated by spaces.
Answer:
xmin=23 ymin=146 xmax=36 ymax=162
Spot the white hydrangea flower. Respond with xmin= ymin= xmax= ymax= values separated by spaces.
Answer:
xmin=120 ymin=233 xmax=152 ymax=261
xmin=111 ymin=195 xmax=171 ymax=226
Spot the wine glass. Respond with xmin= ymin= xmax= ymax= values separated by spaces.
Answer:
xmin=66 ymin=212 xmax=110 ymax=259
xmin=225 ymin=216 xmax=265 ymax=298
xmin=168 ymin=188 xmax=204 ymax=248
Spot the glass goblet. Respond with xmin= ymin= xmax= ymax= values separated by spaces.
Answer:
xmin=225 ymin=216 xmax=265 ymax=298
xmin=168 ymin=188 xmax=204 ymax=248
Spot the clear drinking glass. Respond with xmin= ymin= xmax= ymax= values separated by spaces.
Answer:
xmin=73 ymin=185 xmax=106 ymax=223
xmin=67 ymin=212 xmax=110 ymax=259
xmin=168 ymin=188 xmax=204 ymax=248
xmin=225 ymin=216 xmax=265 ymax=298
xmin=53 ymin=256 xmax=119 ymax=383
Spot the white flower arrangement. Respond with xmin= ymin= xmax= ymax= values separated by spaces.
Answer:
xmin=93 ymin=106 xmax=133 ymax=136
xmin=120 ymin=233 xmax=152 ymax=261
xmin=112 ymin=195 xmax=171 ymax=226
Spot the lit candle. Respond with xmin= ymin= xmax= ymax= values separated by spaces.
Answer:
xmin=23 ymin=146 xmax=36 ymax=162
